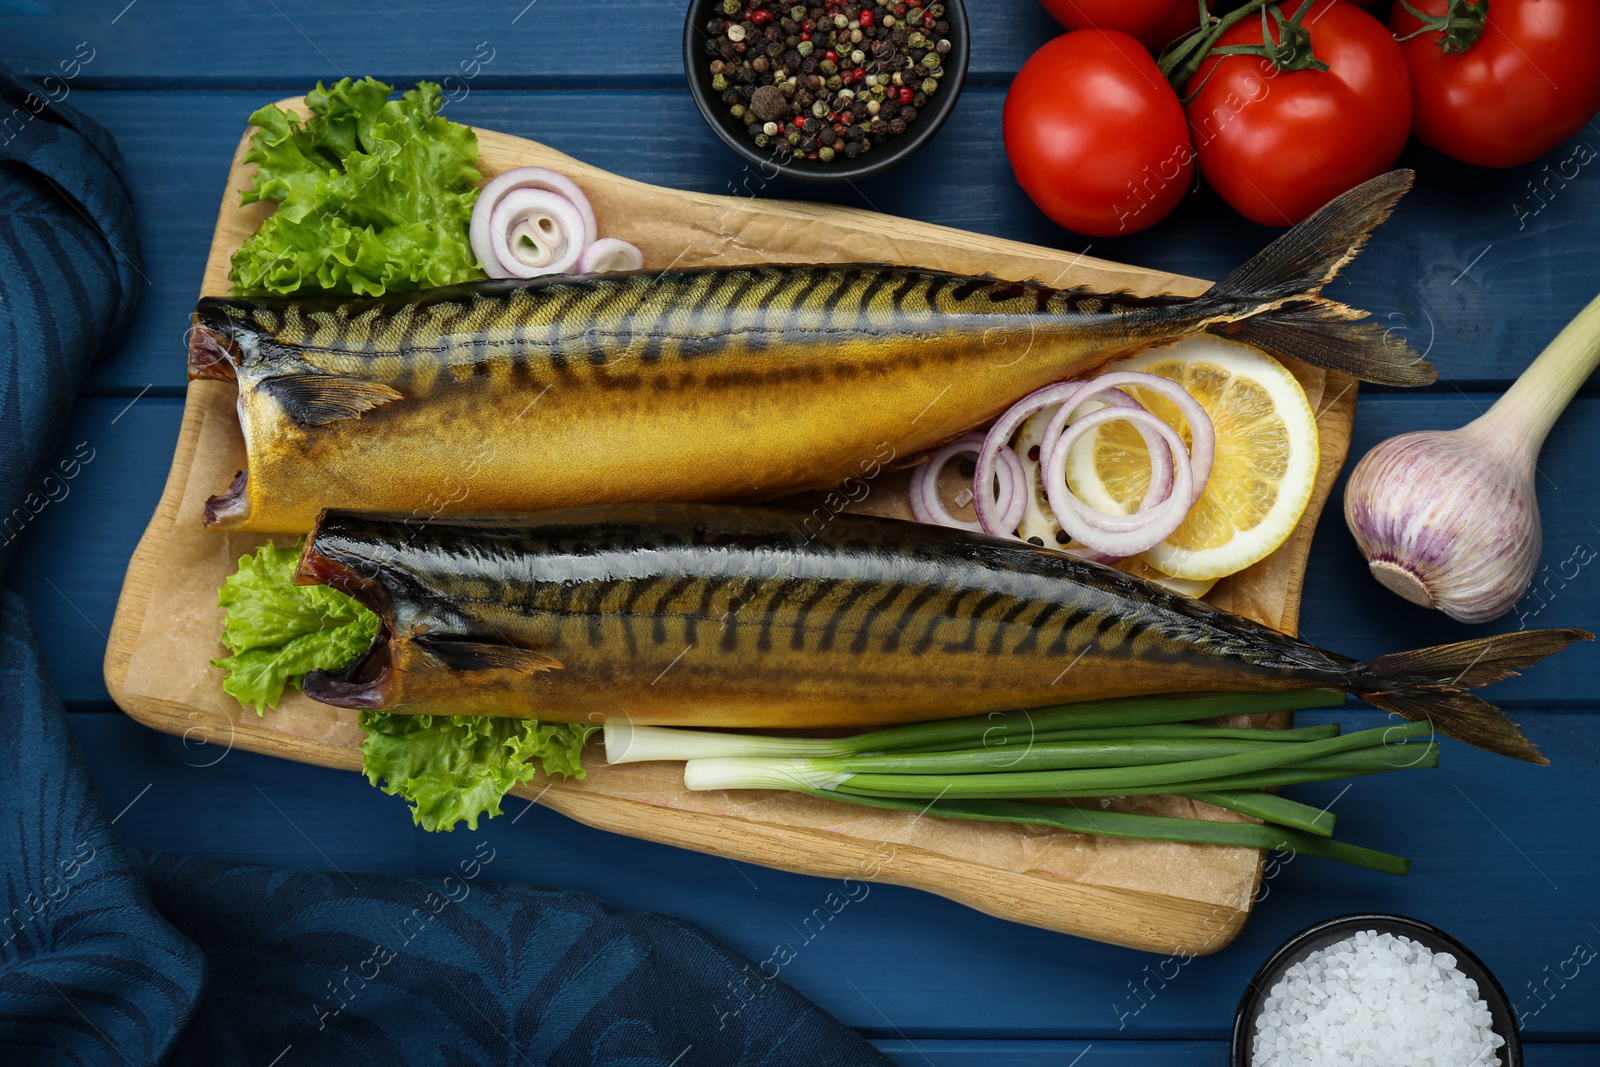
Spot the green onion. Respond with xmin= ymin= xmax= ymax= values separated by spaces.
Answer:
xmin=799 ymin=792 xmax=1409 ymax=876
xmin=1183 ymin=790 xmax=1336 ymax=837
xmin=603 ymin=689 xmax=1431 ymax=875
xmin=685 ymin=721 xmax=1433 ymax=799
xmin=809 ymin=737 xmax=1315 ymax=776
xmin=603 ymin=689 xmax=1343 ymax=765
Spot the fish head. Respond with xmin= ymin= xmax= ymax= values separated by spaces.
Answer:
xmin=296 ymin=510 xmax=564 ymax=714
xmin=188 ymin=297 xmax=271 ymax=383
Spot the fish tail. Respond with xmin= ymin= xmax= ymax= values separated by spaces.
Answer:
xmin=1195 ymin=170 xmax=1437 ymax=388
xmin=1350 ymin=628 xmax=1593 ymax=765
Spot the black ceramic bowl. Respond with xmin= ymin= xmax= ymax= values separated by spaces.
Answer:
xmin=682 ymin=0 xmax=969 ymax=183
xmin=1231 ymin=914 xmax=1522 ymax=1067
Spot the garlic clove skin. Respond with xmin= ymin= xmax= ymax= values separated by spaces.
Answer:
xmin=1343 ymin=426 xmax=1541 ymax=625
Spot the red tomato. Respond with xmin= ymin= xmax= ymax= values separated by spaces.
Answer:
xmin=1184 ymin=0 xmax=1410 ymax=227
xmin=1038 ymin=0 xmax=1213 ymax=52
xmin=1146 ymin=0 xmax=1215 ymax=52
xmin=1392 ymin=0 xmax=1600 ymax=168
xmin=1003 ymin=31 xmax=1194 ymax=237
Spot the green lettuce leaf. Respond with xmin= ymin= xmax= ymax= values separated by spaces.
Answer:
xmin=213 ymin=540 xmax=594 ymax=831
xmin=211 ymin=539 xmax=378 ymax=712
xmin=229 ymin=76 xmax=483 ymax=297
xmin=359 ymin=712 xmax=597 ymax=832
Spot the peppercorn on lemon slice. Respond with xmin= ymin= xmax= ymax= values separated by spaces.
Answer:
xmin=1066 ymin=337 xmax=1320 ymax=582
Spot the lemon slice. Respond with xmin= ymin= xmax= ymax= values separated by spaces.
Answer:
xmin=1115 ymin=557 xmax=1219 ymax=599
xmin=1012 ymin=408 xmax=1218 ymax=599
xmin=1066 ymin=336 xmax=1320 ymax=582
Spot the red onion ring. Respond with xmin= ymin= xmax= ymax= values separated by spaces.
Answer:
xmin=575 ymin=238 xmax=644 ymax=274
xmin=470 ymin=167 xmax=598 ymax=279
xmin=909 ymin=371 xmax=1216 ymax=562
xmin=1042 ymin=407 xmax=1196 ymax=556
xmin=1041 ymin=389 xmax=1175 ymax=530
xmin=487 ymin=189 xmax=587 ymax=278
xmin=1039 ymin=371 xmax=1214 ymax=502
xmin=972 ymin=381 xmax=1090 ymax=537
xmin=910 ymin=434 xmax=1024 ymax=534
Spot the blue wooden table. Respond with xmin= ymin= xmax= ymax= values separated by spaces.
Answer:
xmin=5 ymin=3 xmax=1599 ymax=1063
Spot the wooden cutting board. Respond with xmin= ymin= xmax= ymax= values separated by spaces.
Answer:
xmin=103 ymin=99 xmax=1355 ymax=955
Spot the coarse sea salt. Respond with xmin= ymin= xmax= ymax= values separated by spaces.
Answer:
xmin=1251 ymin=928 xmax=1506 ymax=1067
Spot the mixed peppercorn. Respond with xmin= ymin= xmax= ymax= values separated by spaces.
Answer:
xmin=702 ymin=1 xmax=954 ymax=163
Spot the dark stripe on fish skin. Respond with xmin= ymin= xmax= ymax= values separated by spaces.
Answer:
xmin=886 ymin=271 xmax=925 ymax=317
xmin=716 ymin=574 xmax=760 ymax=652
xmin=815 ymin=579 xmax=871 ymax=653
xmin=738 ymin=270 xmax=792 ymax=345
xmin=1054 ymin=605 xmax=1106 ymax=654
xmin=944 ymin=591 xmax=1007 ymax=653
xmin=908 ymin=586 xmax=971 ymax=655
xmin=985 ymin=598 xmax=1038 ymax=655
xmin=1011 ymin=599 xmax=1069 ymax=655
xmin=684 ymin=272 xmax=760 ymax=356
xmin=788 ymin=580 xmax=844 ymax=651
xmin=745 ymin=270 xmax=809 ymax=353
xmin=1092 ymin=610 xmax=1127 ymax=649
xmin=686 ymin=573 xmax=741 ymax=647
xmin=605 ymin=276 xmax=656 ymax=363
xmin=852 ymin=271 xmax=899 ymax=322
xmin=719 ymin=591 xmax=743 ymax=650
xmin=987 ymin=282 xmax=1029 ymax=304
xmin=848 ymin=582 xmax=910 ymax=654
xmin=806 ymin=269 xmax=856 ymax=319
xmin=614 ymin=575 xmax=660 ymax=655
xmin=648 ymin=576 xmax=701 ymax=645
xmin=634 ymin=275 xmax=676 ymax=365
xmin=832 ymin=270 xmax=880 ymax=326
xmin=578 ymin=581 xmax=610 ymax=646
xmin=538 ymin=287 xmax=579 ymax=372
xmin=423 ymin=300 xmax=470 ymax=343
xmin=820 ymin=267 xmax=863 ymax=318
xmin=880 ymin=583 xmax=941 ymax=653
xmin=582 ymin=323 xmax=610 ymax=367
xmin=949 ymin=278 xmax=987 ymax=303
xmin=773 ymin=270 xmax=857 ymax=350
xmin=752 ymin=576 xmax=811 ymax=652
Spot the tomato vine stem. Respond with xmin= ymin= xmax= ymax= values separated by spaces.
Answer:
xmin=1160 ymin=0 xmax=1329 ymax=99
xmin=1393 ymin=0 xmax=1489 ymax=54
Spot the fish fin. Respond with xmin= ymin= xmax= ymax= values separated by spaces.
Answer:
xmin=1365 ymin=629 xmax=1592 ymax=689
xmin=1213 ymin=170 xmax=1413 ymax=302
xmin=1209 ymin=299 xmax=1436 ymax=387
xmin=1199 ymin=170 xmax=1437 ymax=387
xmin=417 ymin=636 xmax=565 ymax=674
xmin=1353 ymin=628 xmax=1592 ymax=764
xmin=1360 ymin=690 xmax=1547 ymax=767
xmin=263 ymin=373 xmax=404 ymax=427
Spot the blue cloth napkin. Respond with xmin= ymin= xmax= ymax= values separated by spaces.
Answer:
xmin=0 ymin=69 xmax=893 ymax=1067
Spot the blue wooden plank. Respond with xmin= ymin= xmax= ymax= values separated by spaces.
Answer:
xmin=6 ymin=396 xmax=177 ymax=705
xmin=869 ymin=1043 xmax=1598 ymax=1066
xmin=870 ymin=1039 xmax=1209 ymax=1065
xmin=62 ymin=88 xmax=1600 ymax=393
xmin=0 ymin=0 xmax=1056 ymax=88
xmin=66 ymin=707 xmax=1600 ymax=1040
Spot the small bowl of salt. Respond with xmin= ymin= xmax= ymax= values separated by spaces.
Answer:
xmin=1231 ymin=913 xmax=1521 ymax=1067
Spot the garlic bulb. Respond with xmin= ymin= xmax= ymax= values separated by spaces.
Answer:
xmin=1344 ymin=423 xmax=1539 ymax=623
xmin=1344 ymin=292 xmax=1600 ymax=624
